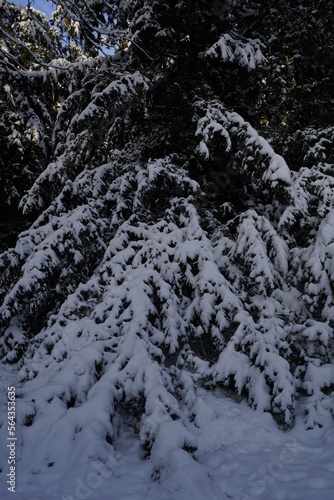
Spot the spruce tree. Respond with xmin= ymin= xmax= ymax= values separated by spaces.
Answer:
xmin=0 ymin=0 xmax=334 ymax=493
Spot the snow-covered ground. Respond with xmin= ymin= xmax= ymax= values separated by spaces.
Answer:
xmin=1 ymin=358 xmax=334 ymax=500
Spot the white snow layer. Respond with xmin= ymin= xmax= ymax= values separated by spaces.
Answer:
xmin=206 ymin=34 xmax=265 ymax=70
xmin=1 ymin=361 xmax=334 ymax=500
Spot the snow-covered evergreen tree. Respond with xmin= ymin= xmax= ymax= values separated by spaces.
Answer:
xmin=1 ymin=0 xmax=334 ymax=495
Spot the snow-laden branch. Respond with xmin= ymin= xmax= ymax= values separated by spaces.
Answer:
xmin=206 ymin=33 xmax=265 ymax=70
xmin=195 ymin=100 xmax=291 ymax=187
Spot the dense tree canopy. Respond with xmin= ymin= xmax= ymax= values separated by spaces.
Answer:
xmin=1 ymin=0 xmax=334 ymax=496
